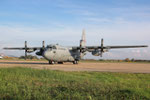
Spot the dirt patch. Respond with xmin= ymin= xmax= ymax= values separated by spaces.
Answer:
xmin=0 ymin=60 xmax=150 ymax=73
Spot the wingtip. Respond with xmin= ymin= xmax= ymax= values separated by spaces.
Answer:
xmin=144 ymin=45 xmax=148 ymax=47
xmin=3 ymin=47 xmax=7 ymax=49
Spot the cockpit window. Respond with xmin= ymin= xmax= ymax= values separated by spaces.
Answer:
xmin=47 ymin=45 xmax=57 ymax=49
xmin=52 ymin=46 xmax=56 ymax=49
xmin=47 ymin=46 xmax=52 ymax=48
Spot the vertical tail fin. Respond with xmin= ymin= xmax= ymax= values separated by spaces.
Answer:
xmin=80 ymin=29 xmax=86 ymax=47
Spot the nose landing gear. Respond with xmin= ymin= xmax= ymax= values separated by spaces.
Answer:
xmin=73 ymin=60 xmax=78 ymax=64
xmin=49 ymin=61 xmax=55 ymax=64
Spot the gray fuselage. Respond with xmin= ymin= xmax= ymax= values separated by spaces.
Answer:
xmin=42 ymin=45 xmax=81 ymax=62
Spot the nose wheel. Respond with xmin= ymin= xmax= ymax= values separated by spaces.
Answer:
xmin=49 ymin=61 xmax=55 ymax=64
xmin=73 ymin=60 xmax=78 ymax=64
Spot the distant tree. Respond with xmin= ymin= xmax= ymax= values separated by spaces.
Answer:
xmin=131 ymin=58 xmax=135 ymax=62
xmin=99 ymin=59 xmax=104 ymax=61
xmin=40 ymin=57 xmax=46 ymax=60
xmin=19 ymin=55 xmax=38 ymax=60
xmin=125 ymin=58 xmax=130 ymax=62
xmin=119 ymin=60 xmax=123 ymax=62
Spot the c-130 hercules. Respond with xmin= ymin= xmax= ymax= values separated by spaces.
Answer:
xmin=4 ymin=30 xmax=148 ymax=64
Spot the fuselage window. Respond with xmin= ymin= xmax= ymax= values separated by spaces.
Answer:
xmin=47 ymin=46 xmax=52 ymax=50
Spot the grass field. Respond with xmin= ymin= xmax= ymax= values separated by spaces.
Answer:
xmin=0 ymin=67 xmax=150 ymax=100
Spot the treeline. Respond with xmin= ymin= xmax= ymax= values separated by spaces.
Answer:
xmin=99 ymin=58 xmax=150 ymax=63
xmin=83 ymin=58 xmax=150 ymax=63
xmin=19 ymin=55 xmax=39 ymax=60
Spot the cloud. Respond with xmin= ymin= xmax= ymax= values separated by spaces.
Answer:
xmin=85 ymin=18 xmax=111 ymax=23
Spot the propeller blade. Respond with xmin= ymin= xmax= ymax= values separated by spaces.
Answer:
xmin=100 ymin=38 xmax=104 ymax=57
xmin=79 ymin=40 xmax=82 ymax=53
xmin=100 ymin=52 xmax=103 ymax=57
xmin=101 ymin=38 xmax=103 ymax=50
xmin=42 ymin=41 xmax=45 ymax=48
xmin=25 ymin=41 xmax=27 ymax=48
xmin=25 ymin=41 xmax=27 ymax=60
xmin=25 ymin=50 xmax=27 ymax=60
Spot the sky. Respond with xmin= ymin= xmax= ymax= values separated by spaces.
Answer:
xmin=0 ymin=0 xmax=150 ymax=60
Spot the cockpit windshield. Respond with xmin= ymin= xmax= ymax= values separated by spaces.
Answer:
xmin=52 ymin=46 xmax=56 ymax=49
xmin=47 ymin=45 xmax=57 ymax=49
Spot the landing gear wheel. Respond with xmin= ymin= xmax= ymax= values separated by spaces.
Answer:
xmin=49 ymin=61 xmax=54 ymax=64
xmin=58 ymin=62 xmax=63 ymax=64
xmin=73 ymin=61 xmax=78 ymax=64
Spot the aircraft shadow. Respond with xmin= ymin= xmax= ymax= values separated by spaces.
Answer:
xmin=0 ymin=61 xmax=48 ymax=65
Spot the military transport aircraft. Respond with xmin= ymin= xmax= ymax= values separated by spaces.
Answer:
xmin=4 ymin=30 xmax=148 ymax=64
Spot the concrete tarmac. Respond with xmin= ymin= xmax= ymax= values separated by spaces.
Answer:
xmin=0 ymin=60 xmax=150 ymax=73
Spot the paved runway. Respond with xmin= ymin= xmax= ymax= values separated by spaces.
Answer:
xmin=0 ymin=60 xmax=150 ymax=73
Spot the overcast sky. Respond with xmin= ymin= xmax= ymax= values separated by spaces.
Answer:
xmin=0 ymin=0 xmax=150 ymax=59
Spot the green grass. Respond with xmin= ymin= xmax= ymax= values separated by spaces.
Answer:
xmin=0 ymin=67 xmax=150 ymax=100
xmin=81 ymin=59 xmax=150 ymax=64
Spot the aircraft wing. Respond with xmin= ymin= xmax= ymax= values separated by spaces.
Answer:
xmin=4 ymin=47 xmax=42 ymax=50
xmin=4 ymin=41 xmax=45 ymax=53
xmin=3 ymin=47 xmax=42 ymax=53
xmin=72 ymin=45 xmax=148 ymax=52
xmin=88 ymin=45 xmax=148 ymax=49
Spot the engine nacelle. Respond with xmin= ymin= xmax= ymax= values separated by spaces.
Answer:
xmin=92 ymin=49 xmax=109 ymax=56
xmin=36 ymin=51 xmax=42 ymax=56
xmin=92 ymin=50 xmax=100 ymax=56
xmin=103 ymin=49 xmax=109 ymax=52
xmin=36 ymin=48 xmax=45 ymax=56
xmin=26 ymin=49 xmax=35 ymax=53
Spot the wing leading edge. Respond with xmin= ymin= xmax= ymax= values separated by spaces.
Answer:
xmin=86 ymin=45 xmax=148 ymax=50
xmin=4 ymin=47 xmax=41 ymax=50
xmin=72 ymin=45 xmax=148 ymax=50
xmin=4 ymin=41 xmax=45 ymax=51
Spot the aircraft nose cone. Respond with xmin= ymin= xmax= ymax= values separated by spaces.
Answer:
xmin=43 ymin=50 xmax=53 ymax=60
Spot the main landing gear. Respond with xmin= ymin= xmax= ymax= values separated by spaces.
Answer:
xmin=73 ymin=60 xmax=78 ymax=64
xmin=48 ymin=61 xmax=64 ymax=64
xmin=58 ymin=62 xmax=63 ymax=64
xmin=48 ymin=61 xmax=78 ymax=64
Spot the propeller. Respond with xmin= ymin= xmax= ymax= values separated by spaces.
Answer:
xmin=41 ymin=41 xmax=45 ymax=52
xmin=25 ymin=41 xmax=27 ymax=60
xmin=100 ymin=38 xmax=104 ymax=57
xmin=42 ymin=41 xmax=45 ymax=48
xmin=79 ymin=39 xmax=84 ymax=53
xmin=36 ymin=41 xmax=46 ymax=56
